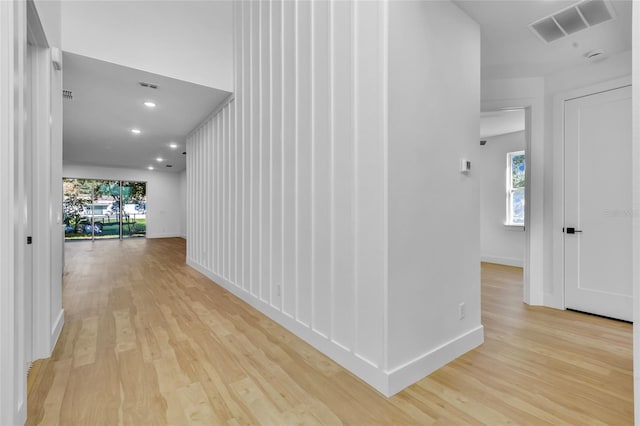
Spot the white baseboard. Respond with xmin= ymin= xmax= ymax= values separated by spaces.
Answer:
xmin=187 ymin=258 xmax=483 ymax=397
xmin=385 ymin=325 xmax=484 ymax=396
xmin=543 ymin=292 xmax=564 ymax=310
xmin=50 ymin=309 xmax=64 ymax=354
xmin=481 ymin=255 xmax=523 ymax=267
xmin=147 ymin=233 xmax=182 ymax=239
xmin=17 ymin=400 xmax=26 ymax=426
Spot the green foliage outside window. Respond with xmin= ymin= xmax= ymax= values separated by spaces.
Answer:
xmin=511 ymin=153 xmax=525 ymax=189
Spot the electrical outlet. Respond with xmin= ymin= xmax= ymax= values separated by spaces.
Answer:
xmin=458 ymin=302 xmax=466 ymax=320
xmin=276 ymin=284 xmax=281 ymax=297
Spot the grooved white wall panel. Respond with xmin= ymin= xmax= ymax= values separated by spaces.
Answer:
xmin=187 ymin=0 xmax=482 ymax=396
xmin=188 ymin=0 xmax=386 ymax=385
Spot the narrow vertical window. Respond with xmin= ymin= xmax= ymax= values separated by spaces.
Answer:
xmin=506 ymin=151 xmax=525 ymax=226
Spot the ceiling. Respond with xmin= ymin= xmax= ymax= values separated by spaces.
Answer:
xmin=480 ymin=109 xmax=525 ymax=139
xmin=454 ymin=0 xmax=632 ymax=79
xmin=63 ymin=52 xmax=231 ymax=172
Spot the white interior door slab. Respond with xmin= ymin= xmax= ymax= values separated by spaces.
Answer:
xmin=564 ymin=85 xmax=632 ymax=322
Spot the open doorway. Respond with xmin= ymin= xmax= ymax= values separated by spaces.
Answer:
xmin=478 ymin=109 xmax=527 ymax=281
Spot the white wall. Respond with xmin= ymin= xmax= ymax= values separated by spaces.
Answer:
xmin=33 ymin=0 xmax=61 ymax=47
xmin=63 ymin=165 xmax=183 ymax=239
xmin=545 ymin=50 xmax=631 ymax=96
xmin=61 ymin=0 xmax=233 ymax=91
xmin=386 ymin=0 xmax=483 ymax=392
xmin=479 ymin=131 xmax=526 ymax=267
xmin=187 ymin=0 xmax=481 ymax=397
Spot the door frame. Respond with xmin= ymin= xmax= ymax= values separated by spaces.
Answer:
xmin=27 ymin=0 xmax=54 ymax=362
xmin=552 ymin=75 xmax=632 ymax=311
xmin=482 ymin=98 xmax=543 ymax=306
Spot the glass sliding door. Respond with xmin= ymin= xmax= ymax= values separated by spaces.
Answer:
xmin=63 ymin=178 xmax=93 ymax=241
xmin=92 ymin=180 xmax=121 ymax=240
xmin=122 ymin=181 xmax=146 ymax=238
xmin=63 ymin=178 xmax=147 ymax=241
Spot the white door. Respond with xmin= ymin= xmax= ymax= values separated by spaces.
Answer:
xmin=564 ymin=85 xmax=632 ymax=321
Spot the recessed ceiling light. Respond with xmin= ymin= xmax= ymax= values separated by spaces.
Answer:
xmin=169 ymin=143 xmax=178 ymax=149
xmin=156 ymin=157 xmax=164 ymax=162
xmin=144 ymin=101 xmax=156 ymax=108
xmin=131 ymin=128 xmax=141 ymax=134
xmin=147 ymin=166 xmax=154 ymax=170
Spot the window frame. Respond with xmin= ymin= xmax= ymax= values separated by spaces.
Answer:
xmin=505 ymin=150 xmax=525 ymax=227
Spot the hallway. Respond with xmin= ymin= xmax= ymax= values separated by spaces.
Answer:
xmin=26 ymin=238 xmax=632 ymax=424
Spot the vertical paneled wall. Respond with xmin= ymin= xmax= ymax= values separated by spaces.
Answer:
xmin=186 ymin=0 xmax=388 ymax=383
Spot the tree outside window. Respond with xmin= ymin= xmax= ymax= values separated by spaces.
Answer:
xmin=506 ymin=151 xmax=525 ymax=226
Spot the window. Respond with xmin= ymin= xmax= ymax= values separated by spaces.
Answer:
xmin=63 ymin=178 xmax=147 ymax=241
xmin=506 ymin=151 xmax=525 ymax=226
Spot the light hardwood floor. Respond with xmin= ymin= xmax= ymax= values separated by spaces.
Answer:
xmin=26 ymin=238 xmax=632 ymax=425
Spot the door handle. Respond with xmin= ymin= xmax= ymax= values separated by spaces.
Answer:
xmin=564 ymin=227 xmax=583 ymax=234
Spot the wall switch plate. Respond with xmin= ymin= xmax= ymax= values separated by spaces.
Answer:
xmin=460 ymin=159 xmax=471 ymax=173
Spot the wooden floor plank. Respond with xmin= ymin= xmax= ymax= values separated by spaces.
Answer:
xmin=26 ymin=239 xmax=633 ymax=425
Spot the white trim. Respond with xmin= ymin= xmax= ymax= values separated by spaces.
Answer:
xmin=50 ymin=309 xmax=64 ymax=352
xmin=351 ymin=0 xmax=360 ymax=361
xmin=147 ymin=233 xmax=184 ymax=239
xmin=328 ymin=0 xmax=336 ymax=347
xmin=380 ymin=0 xmax=389 ymax=373
xmin=30 ymin=42 xmax=54 ymax=362
xmin=385 ymin=325 xmax=484 ymax=397
xmin=631 ymin=1 xmax=640 ymax=420
xmin=481 ymin=256 xmax=524 ymax=268
xmin=551 ymin=76 xmax=631 ymax=310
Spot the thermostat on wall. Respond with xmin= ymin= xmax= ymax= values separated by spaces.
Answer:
xmin=460 ymin=158 xmax=471 ymax=173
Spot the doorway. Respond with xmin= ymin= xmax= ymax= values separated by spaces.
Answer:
xmin=479 ymin=109 xmax=528 ymax=271
xmin=563 ymin=84 xmax=632 ymax=322
xmin=63 ymin=178 xmax=147 ymax=241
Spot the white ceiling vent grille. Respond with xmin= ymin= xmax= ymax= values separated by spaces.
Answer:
xmin=529 ymin=0 xmax=615 ymax=44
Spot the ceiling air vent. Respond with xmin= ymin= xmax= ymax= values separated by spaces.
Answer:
xmin=138 ymin=81 xmax=159 ymax=89
xmin=529 ymin=0 xmax=615 ymax=44
xmin=62 ymin=90 xmax=72 ymax=100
